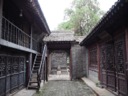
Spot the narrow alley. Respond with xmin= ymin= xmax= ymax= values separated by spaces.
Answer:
xmin=34 ymin=80 xmax=97 ymax=96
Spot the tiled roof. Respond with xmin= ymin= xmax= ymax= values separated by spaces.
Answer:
xmin=44 ymin=31 xmax=75 ymax=42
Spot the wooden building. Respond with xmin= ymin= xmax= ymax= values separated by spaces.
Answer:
xmin=0 ymin=0 xmax=50 ymax=96
xmin=44 ymin=31 xmax=74 ymax=80
xmin=44 ymin=31 xmax=86 ymax=80
xmin=80 ymin=0 xmax=128 ymax=96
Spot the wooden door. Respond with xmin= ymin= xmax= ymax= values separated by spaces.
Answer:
xmin=114 ymin=35 xmax=127 ymax=96
xmin=100 ymin=42 xmax=116 ymax=91
xmin=106 ymin=43 xmax=116 ymax=91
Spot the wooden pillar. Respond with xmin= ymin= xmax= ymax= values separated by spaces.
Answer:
xmin=26 ymin=53 xmax=33 ymax=84
xmin=43 ymin=58 xmax=46 ymax=82
xmin=46 ymin=57 xmax=48 ymax=81
xmin=45 ymin=60 xmax=47 ymax=81
xmin=30 ymin=25 xmax=33 ymax=49
xmin=28 ymin=53 xmax=32 ymax=80
xmin=88 ymin=47 xmax=90 ymax=77
xmin=46 ymin=48 xmax=50 ymax=81
xmin=47 ymin=49 xmax=49 ymax=77
xmin=97 ymin=43 xmax=100 ymax=81
xmin=0 ymin=0 xmax=3 ymax=38
xmin=43 ymin=61 xmax=46 ymax=81
xmin=48 ymin=52 xmax=51 ymax=76
xmin=44 ymin=44 xmax=47 ymax=81
xmin=70 ymin=47 xmax=72 ymax=80
xmin=85 ymin=47 xmax=89 ymax=77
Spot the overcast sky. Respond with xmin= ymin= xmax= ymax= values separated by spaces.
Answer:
xmin=38 ymin=0 xmax=117 ymax=30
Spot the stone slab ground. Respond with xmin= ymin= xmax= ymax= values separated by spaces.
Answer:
xmin=12 ymin=89 xmax=36 ymax=96
xmin=33 ymin=80 xmax=97 ymax=96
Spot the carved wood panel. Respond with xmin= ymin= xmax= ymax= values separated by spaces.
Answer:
xmin=100 ymin=34 xmax=127 ymax=95
xmin=12 ymin=57 xmax=19 ymax=73
xmin=115 ymin=37 xmax=125 ymax=74
xmin=106 ymin=44 xmax=115 ymax=70
xmin=0 ymin=55 xmax=6 ymax=96
xmin=100 ymin=44 xmax=107 ymax=86
xmin=0 ymin=56 xmax=6 ymax=77
xmin=100 ymin=43 xmax=116 ymax=91
xmin=0 ymin=55 xmax=26 ymax=96
xmin=114 ymin=35 xmax=127 ymax=96
xmin=100 ymin=44 xmax=106 ymax=70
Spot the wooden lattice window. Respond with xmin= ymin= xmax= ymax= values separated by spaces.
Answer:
xmin=19 ymin=57 xmax=25 ymax=72
xmin=100 ymin=42 xmax=115 ymax=70
xmin=7 ymin=56 xmax=12 ymax=75
xmin=115 ymin=36 xmax=125 ymax=73
xmin=100 ymin=44 xmax=106 ymax=70
xmin=12 ymin=57 xmax=19 ymax=73
xmin=106 ymin=43 xmax=115 ymax=70
xmin=0 ymin=56 xmax=6 ymax=77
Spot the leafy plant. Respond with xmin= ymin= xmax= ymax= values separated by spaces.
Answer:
xmin=58 ymin=0 xmax=104 ymax=36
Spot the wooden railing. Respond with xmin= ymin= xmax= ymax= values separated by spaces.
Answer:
xmin=2 ymin=16 xmax=39 ymax=51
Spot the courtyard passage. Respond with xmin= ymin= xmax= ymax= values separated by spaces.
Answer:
xmin=34 ymin=80 xmax=97 ymax=96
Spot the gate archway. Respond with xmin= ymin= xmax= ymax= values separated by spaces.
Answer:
xmin=48 ymin=50 xmax=70 ymax=80
xmin=46 ymin=41 xmax=72 ymax=81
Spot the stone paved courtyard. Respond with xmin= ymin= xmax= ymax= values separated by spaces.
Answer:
xmin=34 ymin=80 xmax=97 ymax=96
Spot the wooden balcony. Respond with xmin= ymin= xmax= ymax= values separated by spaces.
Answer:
xmin=1 ymin=16 xmax=40 ymax=53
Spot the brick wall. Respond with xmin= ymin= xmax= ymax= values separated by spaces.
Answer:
xmin=71 ymin=43 xmax=87 ymax=79
xmin=50 ymin=50 xmax=68 ymax=68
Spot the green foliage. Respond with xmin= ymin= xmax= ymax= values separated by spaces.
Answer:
xmin=58 ymin=0 xmax=104 ymax=36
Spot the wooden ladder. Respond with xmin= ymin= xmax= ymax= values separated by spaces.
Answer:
xmin=27 ymin=45 xmax=47 ymax=89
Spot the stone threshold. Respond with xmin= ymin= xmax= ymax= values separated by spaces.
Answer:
xmin=81 ymin=77 xmax=116 ymax=96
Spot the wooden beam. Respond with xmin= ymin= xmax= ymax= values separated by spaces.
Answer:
xmin=0 ymin=39 xmax=38 ymax=54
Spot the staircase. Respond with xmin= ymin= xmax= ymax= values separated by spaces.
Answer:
xmin=27 ymin=45 xmax=47 ymax=90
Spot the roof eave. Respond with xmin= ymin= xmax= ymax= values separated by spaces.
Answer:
xmin=33 ymin=0 xmax=51 ymax=34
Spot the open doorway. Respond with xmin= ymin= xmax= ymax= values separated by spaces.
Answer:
xmin=48 ymin=50 xmax=70 ymax=81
